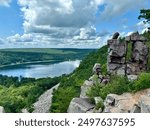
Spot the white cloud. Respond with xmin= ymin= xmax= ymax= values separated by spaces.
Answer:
xmin=99 ymin=0 xmax=149 ymax=20
xmin=4 ymin=0 xmax=147 ymax=48
xmin=0 ymin=0 xmax=11 ymax=7
xmin=15 ymin=0 xmax=106 ymax=48
xmin=7 ymin=33 xmax=33 ymax=43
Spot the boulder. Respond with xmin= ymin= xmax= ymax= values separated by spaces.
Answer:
xmin=139 ymin=95 xmax=150 ymax=113
xmin=93 ymin=63 xmax=102 ymax=75
xmin=0 ymin=106 xmax=5 ymax=113
xmin=80 ymin=80 xmax=93 ymax=98
xmin=130 ymin=32 xmax=140 ymax=41
xmin=127 ymin=75 xmax=138 ymax=81
xmin=108 ymin=63 xmax=126 ymax=75
xmin=108 ymin=40 xmax=127 ymax=57
xmin=130 ymin=105 xmax=141 ymax=113
xmin=126 ymin=63 xmax=141 ymax=75
xmin=112 ymin=32 xmax=120 ymax=39
xmin=104 ymin=93 xmax=135 ymax=113
xmin=67 ymin=98 xmax=95 ymax=113
xmin=132 ymin=41 xmax=149 ymax=61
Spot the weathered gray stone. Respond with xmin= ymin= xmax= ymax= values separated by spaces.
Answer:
xmin=139 ymin=95 xmax=150 ymax=113
xmin=130 ymin=105 xmax=141 ymax=113
xmin=21 ymin=108 xmax=29 ymax=113
xmin=130 ymin=31 xmax=140 ymax=41
xmin=127 ymin=75 xmax=138 ymax=81
xmin=33 ymin=84 xmax=59 ymax=113
xmin=108 ymin=40 xmax=127 ymax=57
xmin=94 ymin=97 xmax=103 ymax=105
xmin=105 ymin=94 xmax=117 ymax=106
xmin=93 ymin=63 xmax=102 ymax=75
xmin=80 ymin=80 xmax=93 ymax=98
xmin=132 ymin=41 xmax=149 ymax=61
xmin=125 ymin=36 xmax=131 ymax=42
xmin=107 ymin=31 xmax=148 ymax=76
xmin=67 ymin=98 xmax=95 ymax=113
xmin=108 ymin=63 xmax=126 ymax=75
xmin=0 ymin=106 xmax=5 ymax=113
xmin=104 ymin=93 xmax=135 ymax=113
xmin=126 ymin=63 xmax=141 ymax=75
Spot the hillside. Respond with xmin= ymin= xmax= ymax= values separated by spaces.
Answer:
xmin=0 ymin=48 xmax=94 ymax=67
xmin=50 ymin=31 xmax=150 ymax=113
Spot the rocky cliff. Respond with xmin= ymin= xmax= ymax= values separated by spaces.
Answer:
xmin=68 ymin=31 xmax=150 ymax=113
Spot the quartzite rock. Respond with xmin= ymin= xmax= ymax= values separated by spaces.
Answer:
xmin=139 ymin=95 xmax=150 ymax=113
xmin=0 ymin=106 xmax=5 ymax=113
xmin=67 ymin=98 xmax=95 ymax=113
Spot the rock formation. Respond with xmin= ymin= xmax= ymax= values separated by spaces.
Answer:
xmin=0 ymin=106 xmax=5 ymax=113
xmin=104 ymin=88 xmax=150 ymax=113
xmin=32 ymin=84 xmax=59 ymax=113
xmin=107 ymin=31 xmax=149 ymax=76
xmin=67 ymin=31 xmax=150 ymax=113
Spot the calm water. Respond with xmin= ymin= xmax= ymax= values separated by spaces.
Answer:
xmin=0 ymin=60 xmax=80 ymax=78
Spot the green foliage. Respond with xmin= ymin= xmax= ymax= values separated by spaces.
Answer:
xmin=95 ymin=101 xmax=104 ymax=110
xmin=138 ymin=9 xmax=150 ymax=23
xmin=50 ymin=46 xmax=108 ymax=112
xmin=51 ymin=86 xmax=80 ymax=113
xmin=87 ymin=73 xmax=150 ymax=100
xmin=0 ymin=76 xmax=60 ymax=112
xmin=132 ymin=73 xmax=150 ymax=92
xmin=0 ymin=48 xmax=94 ymax=67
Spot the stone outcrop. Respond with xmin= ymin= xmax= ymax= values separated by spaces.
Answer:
xmin=80 ymin=80 xmax=93 ymax=98
xmin=32 ymin=84 xmax=59 ymax=113
xmin=93 ymin=63 xmax=102 ymax=75
xmin=0 ymin=106 xmax=5 ymax=113
xmin=107 ymin=31 xmax=149 ymax=76
xmin=104 ymin=88 xmax=150 ymax=113
xmin=139 ymin=95 xmax=150 ymax=113
xmin=67 ymin=98 xmax=95 ymax=113
xmin=67 ymin=31 xmax=150 ymax=113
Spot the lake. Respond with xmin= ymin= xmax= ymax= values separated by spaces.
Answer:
xmin=0 ymin=60 xmax=80 ymax=78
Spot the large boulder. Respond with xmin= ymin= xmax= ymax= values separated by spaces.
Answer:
xmin=112 ymin=32 xmax=120 ymax=39
xmin=80 ymin=80 xmax=93 ymax=98
xmin=108 ymin=40 xmax=127 ymax=57
xmin=139 ymin=95 xmax=150 ymax=113
xmin=0 ymin=106 xmax=5 ymax=113
xmin=104 ymin=93 xmax=136 ymax=113
xmin=108 ymin=63 xmax=126 ymax=75
xmin=127 ymin=75 xmax=138 ymax=81
xmin=67 ymin=98 xmax=95 ymax=113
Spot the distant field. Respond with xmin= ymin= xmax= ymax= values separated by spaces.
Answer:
xmin=0 ymin=48 xmax=95 ymax=67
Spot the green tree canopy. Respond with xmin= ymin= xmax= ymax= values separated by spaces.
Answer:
xmin=138 ymin=9 xmax=150 ymax=24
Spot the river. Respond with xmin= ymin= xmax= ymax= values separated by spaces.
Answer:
xmin=0 ymin=60 xmax=80 ymax=78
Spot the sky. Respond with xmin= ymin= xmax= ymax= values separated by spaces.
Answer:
xmin=0 ymin=0 xmax=150 ymax=48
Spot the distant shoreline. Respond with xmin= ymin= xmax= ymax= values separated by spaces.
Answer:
xmin=0 ymin=60 xmax=62 ymax=69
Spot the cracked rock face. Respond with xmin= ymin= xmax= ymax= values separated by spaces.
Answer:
xmin=67 ymin=98 xmax=95 ymax=113
xmin=107 ymin=31 xmax=149 ymax=76
xmin=139 ymin=95 xmax=150 ymax=113
xmin=104 ymin=89 xmax=150 ymax=113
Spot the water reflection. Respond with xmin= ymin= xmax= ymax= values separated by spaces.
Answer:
xmin=0 ymin=60 xmax=80 ymax=78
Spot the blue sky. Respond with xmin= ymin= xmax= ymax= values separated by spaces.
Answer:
xmin=0 ymin=0 xmax=150 ymax=48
